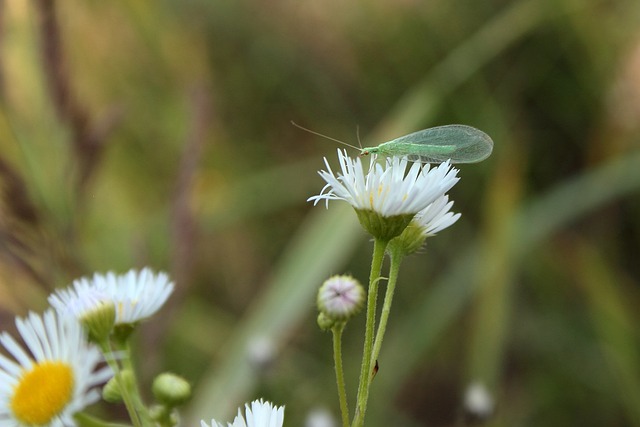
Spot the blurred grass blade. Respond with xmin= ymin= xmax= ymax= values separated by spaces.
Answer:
xmin=201 ymin=158 xmax=322 ymax=229
xmin=571 ymin=240 xmax=640 ymax=426
xmin=186 ymin=203 xmax=362 ymax=424
xmin=466 ymin=138 xmax=526 ymax=388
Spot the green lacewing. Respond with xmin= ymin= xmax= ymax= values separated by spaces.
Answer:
xmin=293 ymin=122 xmax=493 ymax=164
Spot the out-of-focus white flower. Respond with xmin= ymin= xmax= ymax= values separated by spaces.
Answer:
xmin=49 ymin=268 xmax=174 ymax=325
xmin=463 ymin=381 xmax=494 ymax=421
xmin=246 ymin=336 xmax=277 ymax=370
xmin=201 ymin=399 xmax=284 ymax=427
xmin=304 ymin=407 xmax=336 ymax=427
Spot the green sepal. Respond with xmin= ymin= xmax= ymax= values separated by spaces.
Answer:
xmin=112 ymin=323 xmax=137 ymax=344
xmin=355 ymin=209 xmax=415 ymax=241
xmin=80 ymin=302 xmax=116 ymax=344
xmin=317 ymin=312 xmax=340 ymax=331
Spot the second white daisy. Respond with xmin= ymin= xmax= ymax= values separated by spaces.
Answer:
xmin=49 ymin=268 xmax=174 ymax=327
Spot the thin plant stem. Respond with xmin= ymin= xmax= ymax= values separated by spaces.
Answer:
xmin=332 ymin=323 xmax=350 ymax=427
xmin=151 ymin=405 xmax=173 ymax=427
xmin=369 ymin=246 xmax=404 ymax=371
xmin=98 ymin=341 xmax=143 ymax=427
xmin=74 ymin=412 xmax=134 ymax=427
xmin=352 ymin=238 xmax=388 ymax=427
xmin=117 ymin=340 xmax=153 ymax=427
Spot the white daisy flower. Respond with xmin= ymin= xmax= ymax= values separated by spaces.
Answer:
xmin=0 ymin=310 xmax=111 ymax=427
xmin=49 ymin=268 xmax=174 ymax=325
xmin=308 ymin=149 xmax=459 ymax=217
xmin=308 ymin=149 xmax=459 ymax=240
xmin=201 ymin=399 xmax=284 ymax=427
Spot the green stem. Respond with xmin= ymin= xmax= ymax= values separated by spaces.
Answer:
xmin=369 ymin=246 xmax=404 ymax=373
xmin=352 ymin=238 xmax=388 ymax=427
xmin=118 ymin=340 xmax=153 ymax=427
xmin=74 ymin=412 xmax=133 ymax=427
xmin=332 ymin=323 xmax=350 ymax=427
xmin=152 ymin=405 xmax=174 ymax=427
xmin=98 ymin=341 xmax=143 ymax=427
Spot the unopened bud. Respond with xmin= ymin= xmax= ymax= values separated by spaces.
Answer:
xmin=152 ymin=372 xmax=191 ymax=406
xmin=317 ymin=312 xmax=337 ymax=331
xmin=317 ymin=275 xmax=365 ymax=322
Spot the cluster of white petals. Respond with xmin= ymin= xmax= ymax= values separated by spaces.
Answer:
xmin=413 ymin=194 xmax=461 ymax=237
xmin=49 ymin=268 xmax=174 ymax=325
xmin=309 ymin=149 xmax=459 ymax=217
xmin=201 ymin=400 xmax=284 ymax=427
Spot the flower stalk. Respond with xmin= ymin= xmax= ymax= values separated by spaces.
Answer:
xmin=369 ymin=243 xmax=404 ymax=373
xmin=352 ymin=237 xmax=388 ymax=427
xmin=97 ymin=339 xmax=144 ymax=427
xmin=332 ymin=323 xmax=350 ymax=427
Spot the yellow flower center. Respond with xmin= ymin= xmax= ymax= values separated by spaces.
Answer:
xmin=10 ymin=361 xmax=74 ymax=425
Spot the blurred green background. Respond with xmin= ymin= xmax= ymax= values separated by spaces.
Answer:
xmin=0 ymin=0 xmax=639 ymax=425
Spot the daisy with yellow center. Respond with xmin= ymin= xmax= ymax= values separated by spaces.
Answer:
xmin=0 ymin=310 xmax=111 ymax=427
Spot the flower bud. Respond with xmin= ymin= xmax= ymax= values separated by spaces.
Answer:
xmin=317 ymin=275 xmax=365 ymax=322
xmin=152 ymin=372 xmax=191 ymax=406
xmin=317 ymin=312 xmax=337 ymax=331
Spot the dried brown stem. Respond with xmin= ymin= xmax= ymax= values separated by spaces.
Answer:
xmin=35 ymin=0 xmax=117 ymax=191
